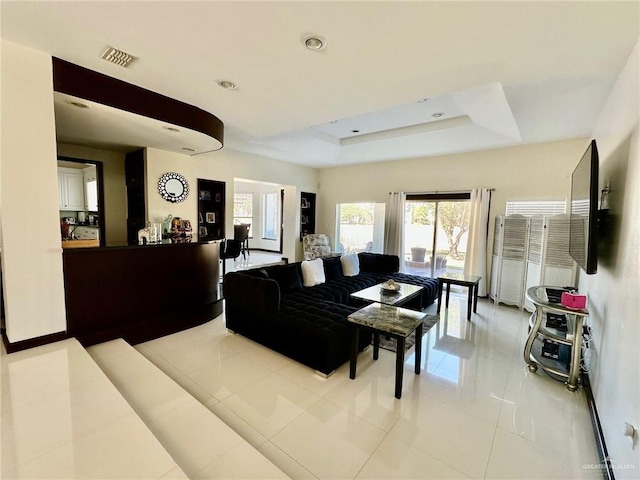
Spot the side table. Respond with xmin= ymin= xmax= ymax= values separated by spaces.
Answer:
xmin=437 ymin=272 xmax=482 ymax=321
xmin=348 ymin=303 xmax=425 ymax=399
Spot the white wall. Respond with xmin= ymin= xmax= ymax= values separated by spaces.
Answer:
xmin=195 ymin=149 xmax=317 ymax=262
xmin=57 ymin=143 xmax=127 ymax=246
xmin=0 ymin=40 xmax=318 ymax=345
xmin=582 ymin=37 xmax=639 ymax=477
xmin=318 ymin=139 xmax=588 ymax=280
xmin=145 ymin=147 xmax=317 ymax=262
xmin=146 ymin=147 xmax=198 ymax=233
xmin=0 ymin=41 xmax=66 ymax=342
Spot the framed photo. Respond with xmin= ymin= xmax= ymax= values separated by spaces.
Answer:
xmin=206 ymin=212 xmax=215 ymax=223
xmin=301 ymin=198 xmax=309 ymax=208
xmin=215 ymin=192 xmax=222 ymax=202
xmin=199 ymin=226 xmax=208 ymax=237
xmin=301 ymin=215 xmax=308 ymax=225
xmin=199 ymin=190 xmax=211 ymax=200
xmin=198 ymin=212 xmax=203 ymax=223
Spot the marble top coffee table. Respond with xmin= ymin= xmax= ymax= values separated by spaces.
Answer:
xmin=350 ymin=282 xmax=424 ymax=310
xmin=348 ymin=303 xmax=426 ymax=399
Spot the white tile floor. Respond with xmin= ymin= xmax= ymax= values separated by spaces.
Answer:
xmin=136 ymin=294 xmax=601 ymax=480
xmin=1 ymin=293 xmax=602 ymax=479
xmin=222 ymin=250 xmax=284 ymax=275
xmin=1 ymin=339 xmax=185 ymax=479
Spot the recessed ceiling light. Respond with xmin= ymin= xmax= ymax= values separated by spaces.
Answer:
xmin=303 ymin=35 xmax=327 ymax=51
xmin=432 ymin=112 xmax=445 ymax=118
xmin=217 ymin=80 xmax=238 ymax=90
xmin=182 ymin=147 xmax=196 ymax=153
xmin=163 ymin=126 xmax=181 ymax=133
xmin=67 ymin=100 xmax=90 ymax=109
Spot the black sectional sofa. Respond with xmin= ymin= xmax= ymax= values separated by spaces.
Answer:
xmin=223 ymin=252 xmax=439 ymax=375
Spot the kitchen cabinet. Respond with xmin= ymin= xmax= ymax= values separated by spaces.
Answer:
xmin=58 ymin=168 xmax=85 ymax=211
xmin=83 ymin=167 xmax=98 ymax=212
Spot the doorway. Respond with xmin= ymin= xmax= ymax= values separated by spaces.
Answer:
xmin=404 ymin=193 xmax=471 ymax=278
xmin=57 ymin=157 xmax=106 ymax=246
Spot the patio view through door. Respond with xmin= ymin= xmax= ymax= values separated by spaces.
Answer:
xmin=404 ymin=193 xmax=471 ymax=278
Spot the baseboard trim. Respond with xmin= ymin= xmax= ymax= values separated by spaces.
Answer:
xmin=247 ymin=248 xmax=282 ymax=254
xmin=2 ymin=329 xmax=69 ymax=354
xmin=582 ymin=371 xmax=615 ymax=480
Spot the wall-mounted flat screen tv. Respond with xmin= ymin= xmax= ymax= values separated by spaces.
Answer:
xmin=569 ymin=139 xmax=599 ymax=274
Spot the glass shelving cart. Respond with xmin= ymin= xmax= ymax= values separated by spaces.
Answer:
xmin=524 ymin=286 xmax=589 ymax=391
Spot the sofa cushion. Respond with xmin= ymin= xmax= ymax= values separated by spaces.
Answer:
xmin=267 ymin=264 xmax=302 ymax=291
xmin=244 ymin=268 xmax=269 ymax=279
xmin=322 ymin=256 xmax=343 ymax=281
xmin=358 ymin=252 xmax=399 ymax=273
xmin=301 ymin=258 xmax=326 ymax=287
xmin=341 ymin=253 xmax=360 ymax=276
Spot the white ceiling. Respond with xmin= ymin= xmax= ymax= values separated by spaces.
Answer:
xmin=2 ymin=1 xmax=638 ymax=167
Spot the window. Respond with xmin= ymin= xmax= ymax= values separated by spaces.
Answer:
xmin=335 ymin=203 xmax=385 ymax=254
xmin=404 ymin=193 xmax=471 ymax=277
xmin=263 ymin=192 xmax=278 ymax=240
xmin=505 ymin=200 xmax=566 ymax=216
xmin=234 ymin=193 xmax=253 ymax=235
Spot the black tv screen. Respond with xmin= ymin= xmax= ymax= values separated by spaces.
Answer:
xmin=569 ymin=139 xmax=599 ymax=274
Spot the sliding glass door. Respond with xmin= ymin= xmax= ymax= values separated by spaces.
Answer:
xmin=403 ymin=194 xmax=470 ymax=278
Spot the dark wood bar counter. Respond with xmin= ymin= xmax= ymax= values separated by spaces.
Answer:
xmin=62 ymin=240 xmax=222 ymax=347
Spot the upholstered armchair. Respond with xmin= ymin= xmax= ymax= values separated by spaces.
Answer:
xmin=303 ymin=233 xmax=332 ymax=260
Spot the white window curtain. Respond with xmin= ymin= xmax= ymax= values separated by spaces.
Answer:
xmin=384 ymin=192 xmax=406 ymax=272
xmin=463 ymin=188 xmax=492 ymax=296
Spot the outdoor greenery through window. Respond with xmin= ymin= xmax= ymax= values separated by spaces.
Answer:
xmin=404 ymin=194 xmax=471 ymax=278
xmin=233 ymin=193 xmax=253 ymax=236
xmin=335 ymin=203 xmax=386 ymax=254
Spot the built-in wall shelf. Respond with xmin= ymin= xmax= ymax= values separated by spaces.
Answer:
xmin=197 ymin=179 xmax=225 ymax=241
xmin=125 ymin=149 xmax=146 ymax=246
xmin=300 ymin=192 xmax=316 ymax=241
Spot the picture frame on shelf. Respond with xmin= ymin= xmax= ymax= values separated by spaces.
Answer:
xmin=215 ymin=192 xmax=222 ymax=202
xmin=206 ymin=212 xmax=215 ymax=223
xmin=199 ymin=226 xmax=208 ymax=237
xmin=301 ymin=198 xmax=309 ymax=208
xmin=199 ymin=190 xmax=211 ymax=200
xmin=198 ymin=212 xmax=203 ymax=223
xmin=301 ymin=215 xmax=308 ymax=225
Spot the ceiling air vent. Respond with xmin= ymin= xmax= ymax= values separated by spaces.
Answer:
xmin=100 ymin=46 xmax=137 ymax=68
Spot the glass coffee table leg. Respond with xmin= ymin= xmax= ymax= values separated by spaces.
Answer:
xmin=373 ymin=332 xmax=380 ymax=360
xmin=414 ymin=324 xmax=422 ymax=374
xmin=473 ymin=283 xmax=479 ymax=313
xmin=350 ymin=326 xmax=359 ymax=379
xmin=395 ymin=337 xmax=405 ymax=399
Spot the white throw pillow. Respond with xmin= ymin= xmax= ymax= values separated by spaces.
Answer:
xmin=301 ymin=258 xmax=326 ymax=287
xmin=341 ymin=253 xmax=360 ymax=277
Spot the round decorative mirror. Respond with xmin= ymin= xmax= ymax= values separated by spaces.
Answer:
xmin=158 ymin=172 xmax=189 ymax=203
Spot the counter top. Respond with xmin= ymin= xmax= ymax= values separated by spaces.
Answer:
xmin=62 ymin=238 xmax=221 ymax=252
xmin=62 ymin=239 xmax=100 ymax=249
